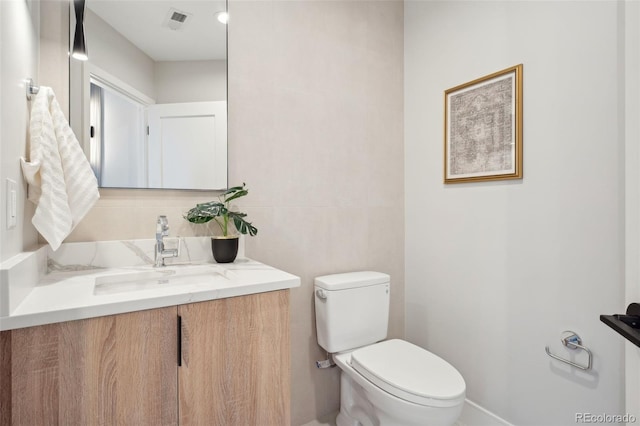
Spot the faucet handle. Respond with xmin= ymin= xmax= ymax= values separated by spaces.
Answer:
xmin=163 ymin=238 xmax=181 ymax=259
xmin=157 ymin=215 xmax=169 ymax=235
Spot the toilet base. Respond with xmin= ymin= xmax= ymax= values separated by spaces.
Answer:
xmin=337 ymin=372 xmax=376 ymax=426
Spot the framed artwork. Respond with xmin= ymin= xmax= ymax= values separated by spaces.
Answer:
xmin=444 ymin=64 xmax=523 ymax=183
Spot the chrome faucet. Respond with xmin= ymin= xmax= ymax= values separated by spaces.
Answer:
xmin=155 ymin=215 xmax=179 ymax=267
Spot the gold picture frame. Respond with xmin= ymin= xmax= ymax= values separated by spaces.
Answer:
xmin=444 ymin=64 xmax=523 ymax=183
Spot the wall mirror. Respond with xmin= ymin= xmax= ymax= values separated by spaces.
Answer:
xmin=69 ymin=0 xmax=228 ymax=190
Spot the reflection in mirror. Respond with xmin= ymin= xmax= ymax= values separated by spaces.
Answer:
xmin=70 ymin=0 xmax=227 ymax=190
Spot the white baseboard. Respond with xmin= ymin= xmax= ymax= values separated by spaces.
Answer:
xmin=458 ymin=399 xmax=514 ymax=426
xmin=301 ymin=400 xmax=512 ymax=426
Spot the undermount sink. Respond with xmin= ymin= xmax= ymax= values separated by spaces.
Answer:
xmin=93 ymin=264 xmax=230 ymax=295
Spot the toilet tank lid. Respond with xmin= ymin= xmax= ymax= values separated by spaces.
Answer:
xmin=315 ymin=271 xmax=390 ymax=290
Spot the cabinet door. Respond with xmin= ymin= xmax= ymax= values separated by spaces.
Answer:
xmin=178 ymin=290 xmax=290 ymax=426
xmin=0 ymin=307 xmax=178 ymax=426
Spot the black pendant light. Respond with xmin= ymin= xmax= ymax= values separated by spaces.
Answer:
xmin=72 ymin=0 xmax=88 ymax=61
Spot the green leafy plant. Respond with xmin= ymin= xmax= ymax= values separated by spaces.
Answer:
xmin=184 ymin=183 xmax=258 ymax=237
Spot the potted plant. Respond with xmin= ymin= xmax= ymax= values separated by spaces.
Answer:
xmin=184 ymin=183 xmax=258 ymax=263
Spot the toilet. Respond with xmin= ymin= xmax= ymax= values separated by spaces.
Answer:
xmin=314 ymin=271 xmax=466 ymax=426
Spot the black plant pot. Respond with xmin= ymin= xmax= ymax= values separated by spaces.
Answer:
xmin=211 ymin=236 xmax=239 ymax=263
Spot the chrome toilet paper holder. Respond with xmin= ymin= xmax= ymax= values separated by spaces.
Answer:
xmin=545 ymin=330 xmax=592 ymax=371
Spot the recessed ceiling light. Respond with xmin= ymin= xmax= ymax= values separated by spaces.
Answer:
xmin=215 ymin=11 xmax=228 ymax=24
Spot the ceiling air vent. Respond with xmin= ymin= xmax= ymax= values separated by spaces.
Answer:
xmin=163 ymin=8 xmax=192 ymax=31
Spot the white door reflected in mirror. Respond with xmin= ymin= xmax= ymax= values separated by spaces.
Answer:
xmin=148 ymin=102 xmax=227 ymax=190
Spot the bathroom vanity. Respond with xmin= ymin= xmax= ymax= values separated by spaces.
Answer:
xmin=0 ymin=238 xmax=300 ymax=425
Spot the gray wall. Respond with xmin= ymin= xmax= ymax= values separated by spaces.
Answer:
xmin=0 ymin=0 xmax=39 ymax=262
xmin=86 ymin=9 xmax=156 ymax=99
xmin=227 ymin=1 xmax=404 ymax=423
xmin=404 ymin=1 xmax=626 ymax=424
xmin=155 ymin=60 xmax=226 ymax=103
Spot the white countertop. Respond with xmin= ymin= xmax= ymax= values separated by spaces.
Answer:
xmin=0 ymin=242 xmax=300 ymax=331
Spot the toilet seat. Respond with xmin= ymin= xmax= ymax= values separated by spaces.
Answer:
xmin=350 ymin=339 xmax=466 ymax=408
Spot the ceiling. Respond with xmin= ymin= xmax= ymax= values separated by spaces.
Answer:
xmin=87 ymin=0 xmax=227 ymax=62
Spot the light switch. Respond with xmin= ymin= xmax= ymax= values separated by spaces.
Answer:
xmin=6 ymin=179 xmax=17 ymax=230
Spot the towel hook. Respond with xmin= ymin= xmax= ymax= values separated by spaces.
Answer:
xmin=26 ymin=78 xmax=39 ymax=100
xmin=545 ymin=330 xmax=593 ymax=371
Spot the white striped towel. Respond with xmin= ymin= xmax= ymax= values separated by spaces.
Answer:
xmin=20 ymin=86 xmax=99 ymax=250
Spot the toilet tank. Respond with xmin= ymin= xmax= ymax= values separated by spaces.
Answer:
xmin=314 ymin=271 xmax=390 ymax=353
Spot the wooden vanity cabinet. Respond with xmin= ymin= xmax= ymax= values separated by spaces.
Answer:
xmin=178 ymin=290 xmax=291 ymax=425
xmin=0 ymin=290 xmax=290 ymax=426
xmin=0 ymin=306 xmax=178 ymax=426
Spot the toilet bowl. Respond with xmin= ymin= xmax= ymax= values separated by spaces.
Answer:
xmin=333 ymin=339 xmax=465 ymax=426
xmin=314 ymin=272 xmax=465 ymax=426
